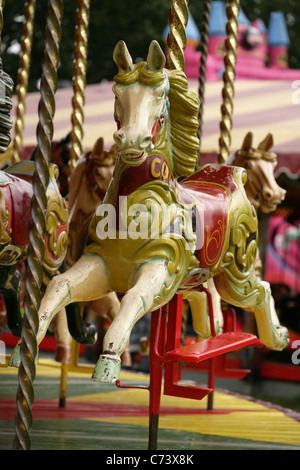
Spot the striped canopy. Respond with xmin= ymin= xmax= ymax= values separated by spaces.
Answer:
xmin=11 ymin=78 xmax=300 ymax=178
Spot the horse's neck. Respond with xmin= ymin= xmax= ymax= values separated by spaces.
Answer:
xmin=229 ymin=150 xmax=259 ymax=204
xmin=105 ymin=129 xmax=174 ymax=203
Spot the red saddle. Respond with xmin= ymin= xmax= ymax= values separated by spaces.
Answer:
xmin=0 ymin=166 xmax=33 ymax=247
xmin=180 ymin=164 xmax=240 ymax=268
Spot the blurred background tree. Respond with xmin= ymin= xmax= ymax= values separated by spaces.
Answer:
xmin=1 ymin=0 xmax=299 ymax=93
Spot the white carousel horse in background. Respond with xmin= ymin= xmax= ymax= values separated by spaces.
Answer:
xmin=10 ymin=40 xmax=289 ymax=383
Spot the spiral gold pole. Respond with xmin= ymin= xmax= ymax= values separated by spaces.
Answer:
xmin=69 ymin=0 xmax=90 ymax=175
xmin=197 ymin=0 xmax=212 ymax=150
xmin=11 ymin=0 xmax=36 ymax=164
xmin=13 ymin=0 xmax=63 ymax=450
xmin=218 ymin=0 xmax=240 ymax=164
xmin=166 ymin=0 xmax=189 ymax=72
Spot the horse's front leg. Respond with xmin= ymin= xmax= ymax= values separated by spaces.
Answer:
xmin=92 ymin=258 xmax=174 ymax=383
xmin=51 ymin=308 xmax=72 ymax=363
xmin=9 ymin=254 xmax=111 ymax=367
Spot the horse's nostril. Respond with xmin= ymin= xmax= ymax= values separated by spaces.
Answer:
xmin=262 ymin=188 xmax=273 ymax=200
xmin=140 ymin=133 xmax=152 ymax=148
xmin=113 ymin=130 xmax=126 ymax=146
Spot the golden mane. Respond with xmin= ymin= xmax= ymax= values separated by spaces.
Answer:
xmin=167 ymin=69 xmax=200 ymax=177
xmin=114 ymin=62 xmax=200 ymax=178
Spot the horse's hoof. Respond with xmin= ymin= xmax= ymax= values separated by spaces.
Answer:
xmin=121 ymin=348 xmax=132 ymax=368
xmin=263 ymin=325 xmax=289 ymax=351
xmin=8 ymin=341 xmax=21 ymax=368
xmin=272 ymin=325 xmax=289 ymax=350
xmin=84 ymin=324 xmax=98 ymax=345
xmin=8 ymin=341 xmax=39 ymax=368
xmin=92 ymin=354 xmax=121 ymax=383
xmin=55 ymin=346 xmax=72 ymax=364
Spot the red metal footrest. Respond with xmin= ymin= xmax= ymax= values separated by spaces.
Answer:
xmin=166 ymin=332 xmax=257 ymax=363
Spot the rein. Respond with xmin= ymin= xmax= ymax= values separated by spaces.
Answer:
xmin=151 ymin=74 xmax=170 ymax=144
xmin=240 ymin=149 xmax=277 ymax=163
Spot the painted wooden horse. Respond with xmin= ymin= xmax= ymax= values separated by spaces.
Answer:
xmin=10 ymin=40 xmax=289 ymax=382
xmin=227 ymin=131 xmax=286 ymax=215
xmin=0 ymin=162 xmax=68 ymax=337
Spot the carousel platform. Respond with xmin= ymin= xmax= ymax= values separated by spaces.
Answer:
xmin=1 ymin=357 xmax=300 ymax=451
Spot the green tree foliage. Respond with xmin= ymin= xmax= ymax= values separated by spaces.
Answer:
xmin=1 ymin=0 xmax=299 ymax=93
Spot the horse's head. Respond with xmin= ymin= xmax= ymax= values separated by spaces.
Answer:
xmin=112 ymin=40 xmax=169 ymax=166
xmin=87 ymin=137 xmax=117 ymax=198
xmin=229 ymin=132 xmax=286 ymax=213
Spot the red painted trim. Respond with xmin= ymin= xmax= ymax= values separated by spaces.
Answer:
xmin=0 ymin=397 xmax=265 ymax=421
xmin=260 ymin=362 xmax=300 ymax=382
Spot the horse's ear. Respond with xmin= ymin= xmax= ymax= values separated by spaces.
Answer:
xmin=258 ymin=133 xmax=274 ymax=151
xmin=241 ymin=131 xmax=253 ymax=151
xmin=147 ymin=40 xmax=166 ymax=72
xmin=113 ymin=40 xmax=134 ymax=73
xmin=92 ymin=137 xmax=104 ymax=158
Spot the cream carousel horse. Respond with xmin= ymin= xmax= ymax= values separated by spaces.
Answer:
xmin=10 ymin=40 xmax=289 ymax=382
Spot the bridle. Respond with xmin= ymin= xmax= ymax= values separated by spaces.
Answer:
xmin=151 ymin=74 xmax=170 ymax=145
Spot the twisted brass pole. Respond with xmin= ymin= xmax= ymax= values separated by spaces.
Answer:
xmin=197 ymin=0 xmax=212 ymax=150
xmin=13 ymin=0 xmax=63 ymax=450
xmin=69 ymin=0 xmax=90 ymax=175
xmin=218 ymin=0 xmax=240 ymax=163
xmin=166 ymin=0 xmax=189 ymax=71
xmin=12 ymin=0 xmax=36 ymax=164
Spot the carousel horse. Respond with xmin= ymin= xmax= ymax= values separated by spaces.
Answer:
xmin=54 ymin=136 xmax=131 ymax=365
xmin=226 ymin=131 xmax=286 ymax=215
xmin=0 ymin=162 xmax=68 ymax=337
xmin=9 ymin=40 xmax=289 ymax=382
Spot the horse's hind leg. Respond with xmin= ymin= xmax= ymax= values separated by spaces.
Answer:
xmin=9 ymin=254 xmax=111 ymax=367
xmin=213 ymin=272 xmax=289 ymax=350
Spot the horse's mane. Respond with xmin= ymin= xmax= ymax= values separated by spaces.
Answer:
xmin=227 ymin=146 xmax=278 ymax=168
xmin=114 ymin=62 xmax=200 ymax=178
xmin=168 ymin=69 xmax=200 ymax=177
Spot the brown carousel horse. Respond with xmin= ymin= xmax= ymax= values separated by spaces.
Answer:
xmin=10 ymin=40 xmax=289 ymax=383
xmin=52 ymin=136 xmax=131 ymax=365
xmin=227 ymin=131 xmax=286 ymax=214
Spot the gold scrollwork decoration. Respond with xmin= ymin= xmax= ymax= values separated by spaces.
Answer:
xmin=0 ymin=244 xmax=26 ymax=266
xmin=43 ymin=164 xmax=68 ymax=278
xmin=0 ymin=188 xmax=11 ymax=245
